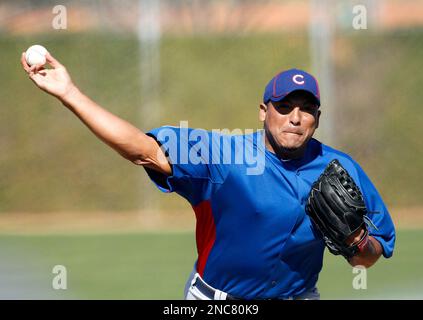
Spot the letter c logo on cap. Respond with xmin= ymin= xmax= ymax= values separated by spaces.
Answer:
xmin=292 ymin=74 xmax=305 ymax=85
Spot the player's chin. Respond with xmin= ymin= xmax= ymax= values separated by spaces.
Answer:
xmin=280 ymin=144 xmax=302 ymax=152
xmin=279 ymin=137 xmax=306 ymax=151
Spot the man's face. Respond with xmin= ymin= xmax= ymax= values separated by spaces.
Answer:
xmin=259 ymin=90 xmax=321 ymax=154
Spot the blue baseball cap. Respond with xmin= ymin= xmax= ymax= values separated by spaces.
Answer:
xmin=263 ymin=68 xmax=321 ymax=106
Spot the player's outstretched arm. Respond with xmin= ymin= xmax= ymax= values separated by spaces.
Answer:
xmin=20 ymin=52 xmax=171 ymax=176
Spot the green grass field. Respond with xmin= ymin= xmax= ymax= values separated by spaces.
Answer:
xmin=1 ymin=31 xmax=422 ymax=300
xmin=0 ymin=229 xmax=420 ymax=299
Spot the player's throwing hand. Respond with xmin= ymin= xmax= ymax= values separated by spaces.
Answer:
xmin=21 ymin=51 xmax=75 ymax=99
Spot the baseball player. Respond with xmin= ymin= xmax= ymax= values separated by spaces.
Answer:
xmin=21 ymin=52 xmax=395 ymax=300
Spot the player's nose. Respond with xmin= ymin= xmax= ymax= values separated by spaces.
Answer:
xmin=289 ymin=107 xmax=301 ymax=126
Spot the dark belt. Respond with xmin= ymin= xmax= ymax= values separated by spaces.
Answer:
xmin=193 ymin=276 xmax=240 ymax=300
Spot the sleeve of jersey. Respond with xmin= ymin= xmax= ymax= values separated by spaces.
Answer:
xmin=354 ymin=163 xmax=396 ymax=258
xmin=143 ymin=126 xmax=226 ymax=205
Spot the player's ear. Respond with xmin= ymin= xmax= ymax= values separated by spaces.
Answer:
xmin=315 ymin=109 xmax=321 ymax=129
xmin=259 ymin=103 xmax=267 ymax=122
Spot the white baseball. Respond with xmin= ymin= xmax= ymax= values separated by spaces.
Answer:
xmin=25 ymin=45 xmax=48 ymax=66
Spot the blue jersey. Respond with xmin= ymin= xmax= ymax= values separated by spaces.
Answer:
xmin=145 ymin=126 xmax=396 ymax=299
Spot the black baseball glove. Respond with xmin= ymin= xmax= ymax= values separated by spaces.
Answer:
xmin=305 ymin=159 xmax=371 ymax=259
